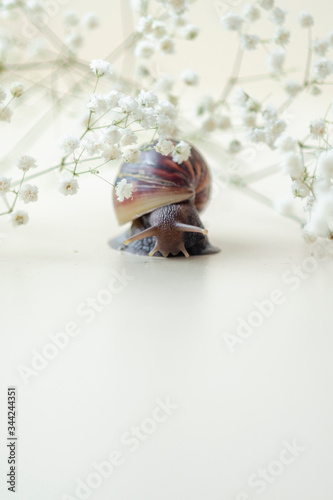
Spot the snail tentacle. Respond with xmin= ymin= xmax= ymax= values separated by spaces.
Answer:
xmin=123 ymin=226 xmax=157 ymax=246
xmin=174 ymin=223 xmax=208 ymax=236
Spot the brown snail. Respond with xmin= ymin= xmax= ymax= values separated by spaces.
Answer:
xmin=110 ymin=139 xmax=219 ymax=257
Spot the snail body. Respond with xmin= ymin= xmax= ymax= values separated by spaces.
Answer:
xmin=111 ymin=140 xmax=219 ymax=257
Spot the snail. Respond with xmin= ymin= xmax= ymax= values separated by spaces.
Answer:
xmin=110 ymin=139 xmax=219 ymax=257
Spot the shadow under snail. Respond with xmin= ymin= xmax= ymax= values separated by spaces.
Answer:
xmin=110 ymin=139 xmax=219 ymax=258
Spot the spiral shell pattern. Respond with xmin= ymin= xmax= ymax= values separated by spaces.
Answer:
xmin=113 ymin=141 xmax=211 ymax=225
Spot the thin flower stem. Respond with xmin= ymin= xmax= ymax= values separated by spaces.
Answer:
xmin=91 ymin=172 xmax=115 ymax=187
xmin=215 ymin=44 xmax=244 ymax=108
xmin=303 ymin=27 xmax=312 ymax=86
xmin=0 ymin=96 xmax=15 ymax=117
xmin=10 ymin=172 xmax=26 ymax=213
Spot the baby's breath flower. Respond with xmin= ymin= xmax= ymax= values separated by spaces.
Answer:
xmin=159 ymin=37 xmax=175 ymax=54
xmin=87 ymin=93 xmax=109 ymax=113
xmin=101 ymin=144 xmax=121 ymax=161
xmin=82 ymin=12 xmax=99 ymax=29
xmin=155 ymin=74 xmax=174 ymax=93
xmin=157 ymin=114 xmax=175 ymax=136
xmin=0 ymin=105 xmax=12 ymax=122
xmin=202 ymin=116 xmax=216 ymax=132
xmin=157 ymin=100 xmax=177 ymax=119
xmin=118 ymin=96 xmax=138 ymax=113
xmin=285 ymin=80 xmax=302 ymax=97
xmin=240 ymin=34 xmax=260 ymax=51
xmin=136 ymin=15 xmax=153 ymax=33
xmin=313 ymin=38 xmax=329 ymax=57
xmin=197 ymin=95 xmax=214 ymax=115
xmin=281 ymin=152 xmax=304 ymax=178
xmin=65 ymin=33 xmax=83 ymax=51
xmin=16 ymin=155 xmax=37 ymax=172
xmin=267 ymin=48 xmax=285 ymax=72
xmin=115 ymin=179 xmax=134 ymax=202
xmin=269 ymin=7 xmax=286 ymax=25
xmin=122 ymin=145 xmax=141 ymax=163
xmin=19 ymin=184 xmax=38 ymax=203
xmin=318 ymin=150 xmax=333 ymax=178
xmin=180 ymin=24 xmax=199 ymax=40
xmin=243 ymin=4 xmax=260 ymax=22
xmin=10 ymin=210 xmax=29 ymax=227
xmin=152 ymin=20 xmax=167 ymax=38
xmin=0 ymin=176 xmax=11 ymax=193
xmin=220 ymin=12 xmax=244 ymax=31
xmin=58 ymin=177 xmax=79 ymax=196
xmin=103 ymin=126 xmax=122 ymax=145
xmin=105 ymin=90 xmax=122 ymax=108
xmin=273 ymin=27 xmax=290 ymax=46
xmin=247 ymin=128 xmax=266 ymax=143
xmin=10 ymin=82 xmax=23 ymax=98
xmin=258 ymin=0 xmax=274 ymax=10
xmin=154 ymin=138 xmax=174 ymax=156
xmin=138 ymin=90 xmax=158 ymax=108
xmin=58 ymin=134 xmax=80 ymax=154
xmin=298 ymin=11 xmax=314 ymax=28
xmin=0 ymin=86 xmax=6 ymax=103
xmin=120 ymin=129 xmax=138 ymax=146
xmin=302 ymin=227 xmax=317 ymax=244
xmin=172 ymin=140 xmax=191 ymax=163
xmin=228 ymin=139 xmax=242 ymax=154
xmin=292 ymin=180 xmax=310 ymax=198
xmin=274 ymin=134 xmax=297 ymax=152
xmin=216 ymin=115 xmax=232 ymax=129
xmin=63 ymin=10 xmax=79 ymax=26
xmin=141 ymin=108 xmax=158 ymax=129
xmin=180 ymin=68 xmax=199 ymax=85
xmin=312 ymin=58 xmax=333 ymax=81
xmin=233 ymin=88 xmax=248 ymax=106
xmin=90 ymin=59 xmax=111 ymax=77
xmin=134 ymin=40 xmax=155 ymax=58
xmin=310 ymin=118 xmax=327 ymax=138
xmin=242 ymin=112 xmax=257 ymax=127
xmin=265 ymin=119 xmax=287 ymax=144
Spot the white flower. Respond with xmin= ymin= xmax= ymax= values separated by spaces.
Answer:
xmin=313 ymin=38 xmax=329 ymax=57
xmin=242 ymin=112 xmax=257 ymax=127
xmin=292 ymin=180 xmax=310 ymax=198
xmin=10 ymin=82 xmax=24 ymax=97
xmin=82 ymin=12 xmax=99 ymax=29
xmin=312 ymin=58 xmax=333 ymax=81
xmin=270 ymin=7 xmax=286 ymax=25
xmin=240 ymin=34 xmax=260 ymax=51
xmin=159 ymin=37 xmax=175 ymax=54
xmin=265 ymin=119 xmax=287 ymax=144
xmin=0 ymin=86 xmax=6 ymax=103
xmin=258 ymin=0 xmax=274 ymax=10
xmin=101 ymin=144 xmax=121 ymax=161
xmin=298 ymin=11 xmax=314 ymax=28
xmin=281 ymin=153 xmax=304 ymax=178
xmin=154 ymin=138 xmax=174 ymax=156
xmin=155 ymin=74 xmax=174 ymax=93
xmin=197 ymin=95 xmax=214 ymax=114
xmin=16 ymin=155 xmax=37 ymax=172
xmin=233 ymin=88 xmax=248 ymax=106
xmin=136 ymin=15 xmax=153 ymax=33
xmin=58 ymin=134 xmax=80 ymax=154
xmin=247 ymin=128 xmax=266 ymax=143
xmin=267 ymin=48 xmax=285 ymax=72
xmin=140 ymin=108 xmax=158 ymax=128
xmin=180 ymin=69 xmax=199 ymax=85
xmin=180 ymin=24 xmax=199 ymax=40
xmin=90 ymin=59 xmax=111 ymax=77
xmin=115 ymin=179 xmax=134 ymax=202
xmin=216 ymin=115 xmax=231 ymax=129
xmin=118 ymin=96 xmax=138 ymax=113
xmin=58 ymin=177 xmax=79 ymax=196
xmin=274 ymin=134 xmax=297 ymax=152
xmin=310 ymin=118 xmax=327 ymax=138
xmin=103 ymin=126 xmax=122 ymax=145
xmin=302 ymin=227 xmax=317 ymax=244
xmin=243 ymin=4 xmax=260 ymax=22
xmin=122 ymin=145 xmax=141 ymax=163
xmin=134 ymin=40 xmax=155 ymax=58
xmin=202 ymin=116 xmax=216 ymax=132
xmin=120 ymin=129 xmax=138 ymax=146
xmin=274 ymin=27 xmax=290 ymax=46
xmin=0 ymin=105 xmax=12 ymax=122
xmin=65 ymin=33 xmax=83 ymax=51
xmin=138 ymin=90 xmax=158 ymax=108
xmin=220 ymin=12 xmax=244 ymax=31
xmin=19 ymin=184 xmax=38 ymax=203
xmin=10 ymin=210 xmax=29 ymax=227
xmin=157 ymin=114 xmax=175 ymax=137
xmin=318 ymin=150 xmax=333 ymax=178
xmin=63 ymin=10 xmax=79 ymax=26
xmin=285 ymin=80 xmax=302 ymax=97
xmin=0 ymin=176 xmax=11 ymax=193
xmin=172 ymin=140 xmax=191 ymax=164
xmin=157 ymin=100 xmax=177 ymax=119
xmin=105 ymin=90 xmax=122 ymax=108
xmin=151 ymin=20 xmax=167 ymax=38
xmin=262 ymin=105 xmax=277 ymax=122
xmin=87 ymin=93 xmax=109 ymax=113
xmin=228 ymin=140 xmax=242 ymax=154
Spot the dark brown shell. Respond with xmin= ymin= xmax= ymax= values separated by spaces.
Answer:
xmin=113 ymin=140 xmax=210 ymax=225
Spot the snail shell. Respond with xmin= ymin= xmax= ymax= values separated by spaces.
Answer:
xmin=111 ymin=140 xmax=219 ymax=257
